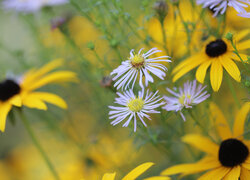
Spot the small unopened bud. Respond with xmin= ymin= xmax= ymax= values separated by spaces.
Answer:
xmin=225 ymin=32 xmax=233 ymax=41
xmin=100 ymin=76 xmax=113 ymax=88
xmin=154 ymin=1 xmax=168 ymax=24
xmin=50 ymin=14 xmax=72 ymax=31
xmin=87 ymin=42 xmax=95 ymax=50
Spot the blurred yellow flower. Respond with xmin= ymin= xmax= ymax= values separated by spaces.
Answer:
xmin=172 ymin=31 xmax=250 ymax=91
xmin=0 ymin=59 xmax=77 ymax=132
xmin=102 ymin=162 xmax=170 ymax=180
xmin=147 ymin=1 xmax=203 ymax=58
xmin=161 ymin=102 xmax=250 ymax=179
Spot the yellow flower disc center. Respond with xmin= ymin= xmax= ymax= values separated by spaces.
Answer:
xmin=179 ymin=94 xmax=191 ymax=105
xmin=127 ymin=98 xmax=145 ymax=112
xmin=130 ymin=55 xmax=145 ymax=68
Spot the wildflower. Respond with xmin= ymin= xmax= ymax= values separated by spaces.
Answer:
xmin=172 ymin=33 xmax=250 ymax=91
xmin=161 ymin=102 xmax=250 ymax=179
xmin=102 ymin=162 xmax=170 ymax=180
xmin=162 ymin=80 xmax=210 ymax=121
xmin=0 ymin=59 xmax=77 ymax=132
xmin=197 ymin=0 xmax=250 ymax=17
xmin=2 ymin=0 xmax=68 ymax=13
xmin=111 ymin=48 xmax=171 ymax=90
xmin=109 ymin=89 xmax=165 ymax=132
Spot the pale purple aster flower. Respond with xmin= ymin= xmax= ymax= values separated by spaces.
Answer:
xmin=109 ymin=89 xmax=165 ymax=132
xmin=2 ymin=0 xmax=68 ymax=13
xmin=162 ymin=80 xmax=210 ymax=121
xmin=197 ymin=0 xmax=250 ymax=17
xmin=110 ymin=48 xmax=171 ymax=90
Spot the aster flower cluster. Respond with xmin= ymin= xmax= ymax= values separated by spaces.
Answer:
xmin=109 ymin=48 xmax=210 ymax=131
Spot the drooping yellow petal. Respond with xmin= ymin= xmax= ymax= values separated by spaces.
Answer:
xmin=234 ymin=30 xmax=250 ymax=42
xmin=22 ymin=93 xmax=48 ymax=110
xmin=161 ymin=156 xmax=220 ymax=176
xmin=122 ymin=162 xmax=154 ymax=180
xmin=102 ymin=172 xmax=116 ymax=180
xmin=198 ymin=166 xmax=230 ymax=180
xmin=220 ymin=57 xmax=241 ymax=82
xmin=9 ymin=95 xmax=22 ymax=107
xmin=23 ymin=71 xmax=77 ymax=91
xmin=182 ymin=134 xmax=219 ymax=155
xmin=233 ymin=102 xmax=250 ymax=138
xmin=28 ymin=92 xmax=67 ymax=109
xmin=242 ymin=162 xmax=250 ymax=170
xmin=196 ymin=60 xmax=212 ymax=84
xmin=240 ymin=167 xmax=250 ymax=180
xmin=0 ymin=103 xmax=12 ymax=132
xmin=22 ymin=59 xmax=64 ymax=86
xmin=210 ymin=59 xmax=223 ymax=92
xmin=223 ymin=166 xmax=241 ymax=180
xmin=209 ymin=103 xmax=232 ymax=140
xmin=172 ymin=53 xmax=206 ymax=82
xmin=144 ymin=176 xmax=171 ymax=180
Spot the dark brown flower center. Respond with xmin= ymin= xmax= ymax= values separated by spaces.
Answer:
xmin=205 ymin=39 xmax=227 ymax=57
xmin=219 ymin=138 xmax=249 ymax=167
xmin=0 ymin=79 xmax=20 ymax=102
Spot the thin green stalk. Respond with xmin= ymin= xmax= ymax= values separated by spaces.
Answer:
xmin=226 ymin=74 xmax=241 ymax=108
xmin=18 ymin=110 xmax=60 ymax=180
xmin=160 ymin=21 xmax=169 ymax=55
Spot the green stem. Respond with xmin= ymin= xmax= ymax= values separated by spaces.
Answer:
xmin=226 ymin=74 xmax=241 ymax=108
xmin=160 ymin=21 xmax=169 ymax=55
xmin=18 ymin=110 xmax=60 ymax=180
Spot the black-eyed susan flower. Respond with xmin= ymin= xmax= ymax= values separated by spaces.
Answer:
xmin=0 ymin=59 xmax=77 ymax=132
xmin=162 ymin=80 xmax=210 ymax=121
xmin=172 ymin=31 xmax=250 ymax=91
xmin=109 ymin=89 xmax=165 ymax=132
xmin=111 ymin=48 xmax=171 ymax=90
xmin=161 ymin=102 xmax=250 ymax=179
xmin=102 ymin=162 xmax=170 ymax=180
xmin=197 ymin=0 xmax=250 ymax=17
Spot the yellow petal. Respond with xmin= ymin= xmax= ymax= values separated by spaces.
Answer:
xmin=220 ymin=57 xmax=241 ymax=82
xmin=28 ymin=92 xmax=67 ymax=109
xmin=234 ymin=30 xmax=250 ymax=42
xmin=144 ymin=176 xmax=170 ymax=180
xmin=22 ymin=59 xmax=63 ymax=86
xmin=172 ymin=53 xmax=206 ymax=82
xmin=237 ymin=40 xmax=250 ymax=50
xmin=196 ymin=60 xmax=212 ymax=84
xmin=9 ymin=95 xmax=22 ymax=107
xmin=233 ymin=102 xmax=250 ymax=138
xmin=242 ymin=162 xmax=250 ymax=170
xmin=240 ymin=167 xmax=250 ymax=180
xmin=209 ymin=103 xmax=232 ymax=140
xmin=182 ymin=134 xmax=219 ymax=155
xmin=102 ymin=172 xmax=116 ymax=180
xmin=198 ymin=166 xmax=230 ymax=180
xmin=210 ymin=59 xmax=223 ymax=92
xmin=23 ymin=71 xmax=77 ymax=91
xmin=231 ymin=53 xmax=249 ymax=62
xmin=22 ymin=93 xmax=48 ymax=110
xmin=122 ymin=162 xmax=154 ymax=180
xmin=0 ymin=103 xmax=12 ymax=132
xmin=161 ymin=156 xmax=220 ymax=176
xmin=223 ymin=166 xmax=241 ymax=180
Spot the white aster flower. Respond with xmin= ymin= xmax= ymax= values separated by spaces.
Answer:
xmin=109 ymin=89 xmax=165 ymax=132
xmin=111 ymin=48 xmax=171 ymax=90
xmin=162 ymin=80 xmax=210 ymax=121
xmin=197 ymin=0 xmax=250 ymax=17
xmin=2 ymin=0 xmax=68 ymax=13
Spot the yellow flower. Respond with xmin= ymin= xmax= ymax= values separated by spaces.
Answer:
xmin=147 ymin=1 xmax=203 ymax=58
xmin=102 ymin=162 xmax=170 ymax=180
xmin=0 ymin=59 xmax=77 ymax=132
xmin=172 ymin=30 xmax=250 ymax=91
xmin=161 ymin=102 xmax=250 ymax=179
